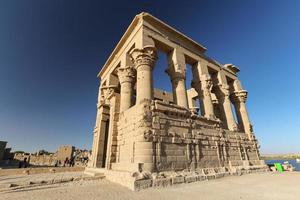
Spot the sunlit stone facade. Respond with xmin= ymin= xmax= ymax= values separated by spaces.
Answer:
xmin=85 ymin=12 xmax=267 ymax=190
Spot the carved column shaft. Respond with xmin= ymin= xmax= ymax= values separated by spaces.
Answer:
xmin=129 ymin=46 xmax=157 ymax=172
xmin=130 ymin=46 xmax=157 ymax=105
xmin=219 ymin=84 xmax=238 ymax=131
xmin=170 ymin=73 xmax=189 ymax=108
xmin=167 ymin=48 xmax=189 ymax=108
xmin=117 ymin=66 xmax=135 ymax=112
xmin=232 ymin=90 xmax=252 ymax=135
xmin=193 ymin=74 xmax=215 ymax=118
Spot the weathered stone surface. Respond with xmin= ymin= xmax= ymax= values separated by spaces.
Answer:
xmin=152 ymin=178 xmax=172 ymax=188
xmin=184 ymin=175 xmax=197 ymax=183
xmin=134 ymin=179 xmax=152 ymax=190
xmin=171 ymin=176 xmax=185 ymax=184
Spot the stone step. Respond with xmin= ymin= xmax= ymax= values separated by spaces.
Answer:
xmin=84 ymin=171 xmax=104 ymax=177
xmin=84 ymin=167 xmax=106 ymax=177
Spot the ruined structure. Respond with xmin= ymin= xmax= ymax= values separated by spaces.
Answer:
xmin=13 ymin=146 xmax=89 ymax=167
xmin=0 ymin=141 xmax=13 ymax=161
xmin=57 ymin=145 xmax=75 ymax=164
xmin=85 ymin=12 xmax=267 ymax=190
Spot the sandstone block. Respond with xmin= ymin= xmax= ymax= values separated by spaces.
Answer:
xmin=134 ymin=179 xmax=152 ymax=190
xmin=171 ymin=176 xmax=184 ymax=184
xmin=184 ymin=175 xmax=197 ymax=183
xmin=152 ymin=178 xmax=172 ymax=187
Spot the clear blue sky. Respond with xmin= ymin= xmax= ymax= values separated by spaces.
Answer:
xmin=0 ymin=0 xmax=299 ymax=154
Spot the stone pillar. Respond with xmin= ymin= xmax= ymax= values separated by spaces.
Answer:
xmin=192 ymin=60 xmax=215 ymax=118
xmin=90 ymin=85 xmax=118 ymax=168
xmin=215 ymin=70 xmax=238 ymax=131
xmin=166 ymin=48 xmax=188 ymax=108
xmin=193 ymin=74 xmax=215 ymax=119
xmin=166 ymin=70 xmax=189 ymax=108
xmin=129 ymin=46 xmax=157 ymax=104
xmin=232 ymin=90 xmax=252 ymax=136
xmin=117 ymin=66 xmax=135 ymax=112
xmin=218 ymin=84 xmax=238 ymax=131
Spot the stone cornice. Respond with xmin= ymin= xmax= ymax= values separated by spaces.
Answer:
xmin=224 ymin=64 xmax=240 ymax=75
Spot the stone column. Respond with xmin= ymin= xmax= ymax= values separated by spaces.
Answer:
xmin=166 ymin=48 xmax=188 ymax=108
xmin=192 ymin=60 xmax=216 ymax=118
xmin=129 ymin=46 xmax=157 ymax=104
xmin=193 ymin=74 xmax=215 ymax=119
xmin=219 ymin=84 xmax=238 ymax=131
xmin=232 ymin=90 xmax=252 ymax=136
xmin=117 ymin=66 xmax=135 ymax=112
xmin=166 ymin=70 xmax=189 ymax=108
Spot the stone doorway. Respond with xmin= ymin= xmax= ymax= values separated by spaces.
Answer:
xmin=101 ymin=119 xmax=110 ymax=168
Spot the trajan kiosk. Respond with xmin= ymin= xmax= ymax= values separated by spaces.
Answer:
xmin=85 ymin=12 xmax=267 ymax=190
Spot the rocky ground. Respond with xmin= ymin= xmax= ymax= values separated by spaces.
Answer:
xmin=1 ymin=172 xmax=299 ymax=200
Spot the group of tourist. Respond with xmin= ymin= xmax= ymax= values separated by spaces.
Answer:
xmin=63 ymin=157 xmax=75 ymax=167
xmin=18 ymin=157 xmax=29 ymax=168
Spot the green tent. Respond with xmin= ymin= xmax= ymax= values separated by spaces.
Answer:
xmin=274 ymin=163 xmax=283 ymax=172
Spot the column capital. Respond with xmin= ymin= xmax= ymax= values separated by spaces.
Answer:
xmin=129 ymin=45 xmax=157 ymax=70
xmin=232 ymin=90 xmax=248 ymax=103
xmin=117 ymin=66 xmax=136 ymax=84
xmin=192 ymin=77 xmax=212 ymax=98
xmin=218 ymin=84 xmax=230 ymax=97
xmin=99 ymin=85 xmax=118 ymax=106
xmin=200 ymin=74 xmax=213 ymax=90
xmin=165 ymin=67 xmax=186 ymax=81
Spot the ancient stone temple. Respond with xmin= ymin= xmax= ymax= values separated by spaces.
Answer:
xmin=85 ymin=12 xmax=267 ymax=190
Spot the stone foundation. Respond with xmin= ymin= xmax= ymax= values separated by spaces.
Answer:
xmin=114 ymin=100 xmax=265 ymax=174
xmin=86 ymin=163 xmax=269 ymax=190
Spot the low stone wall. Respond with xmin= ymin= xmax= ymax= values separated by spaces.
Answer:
xmin=14 ymin=153 xmax=56 ymax=166
xmin=13 ymin=152 xmax=89 ymax=167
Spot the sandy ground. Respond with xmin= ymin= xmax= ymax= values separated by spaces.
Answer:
xmin=1 ymin=172 xmax=300 ymax=200
xmin=0 ymin=167 xmax=84 ymax=176
xmin=0 ymin=171 xmax=85 ymax=185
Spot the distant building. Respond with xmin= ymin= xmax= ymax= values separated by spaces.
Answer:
xmin=0 ymin=141 xmax=13 ymax=161
xmin=13 ymin=145 xmax=89 ymax=167
xmin=57 ymin=145 xmax=75 ymax=163
xmin=0 ymin=141 xmax=7 ymax=160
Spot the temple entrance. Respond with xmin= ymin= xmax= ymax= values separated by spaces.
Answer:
xmin=94 ymin=103 xmax=110 ymax=168
xmin=101 ymin=119 xmax=110 ymax=168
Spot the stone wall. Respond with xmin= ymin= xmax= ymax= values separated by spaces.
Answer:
xmin=13 ymin=148 xmax=90 ymax=167
xmin=14 ymin=153 xmax=57 ymax=166
xmin=115 ymin=99 xmax=261 ymax=174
